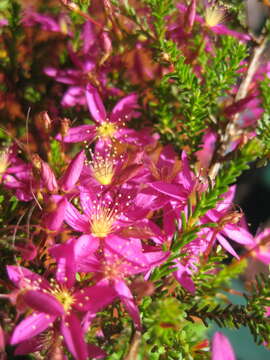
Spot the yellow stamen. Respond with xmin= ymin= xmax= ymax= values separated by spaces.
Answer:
xmin=50 ymin=286 xmax=74 ymax=312
xmin=0 ymin=149 xmax=10 ymax=181
xmin=91 ymin=155 xmax=115 ymax=185
xmin=97 ymin=122 xmax=117 ymax=139
xmin=205 ymin=6 xmax=225 ymax=28
xmin=90 ymin=205 xmax=117 ymax=238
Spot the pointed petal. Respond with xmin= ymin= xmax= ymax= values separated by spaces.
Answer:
xmin=88 ymin=344 xmax=107 ymax=359
xmin=59 ymin=150 xmax=85 ymax=191
xmin=110 ymin=94 xmax=138 ymax=123
xmin=85 ymin=85 xmax=106 ymax=123
xmin=149 ymin=181 xmax=184 ymax=201
xmin=222 ymin=225 xmax=253 ymax=245
xmin=79 ymin=189 xmax=94 ymax=217
xmin=56 ymin=125 xmax=95 ymax=143
xmin=180 ymin=151 xmax=194 ymax=191
xmin=74 ymin=235 xmax=99 ymax=266
xmin=216 ymin=186 xmax=236 ymax=212
xmin=82 ymin=21 xmax=95 ymax=54
xmin=216 ymin=234 xmax=239 ymax=259
xmin=74 ymin=280 xmax=116 ymax=312
xmin=61 ymin=313 xmax=88 ymax=360
xmin=211 ymin=332 xmax=235 ymax=360
xmin=10 ymin=313 xmax=55 ymax=345
xmin=173 ymin=263 xmax=196 ymax=294
xmin=50 ymin=240 xmax=76 ymax=287
xmin=6 ymin=265 xmax=48 ymax=288
xmin=15 ymin=337 xmax=40 ymax=355
xmin=41 ymin=161 xmax=58 ymax=192
xmin=65 ymin=202 xmax=89 ymax=232
xmin=114 ymin=280 xmax=141 ymax=329
xmin=43 ymin=196 xmax=67 ymax=232
xmin=23 ymin=290 xmax=64 ymax=316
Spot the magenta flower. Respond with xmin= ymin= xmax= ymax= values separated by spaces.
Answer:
xmin=51 ymin=235 xmax=169 ymax=329
xmin=247 ymin=228 xmax=270 ymax=265
xmin=80 ymin=144 xmax=144 ymax=187
xmin=176 ymin=3 xmax=251 ymax=41
xmin=22 ymin=8 xmax=71 ymax=35
xmin=7 ymin=266 xmax=116 ymax=360
xmin=224 ymin=95 xmax=263 ymax=128
xmin=1 ymin=145 xmax=36 ymax=201
xmin=211 ymin=332 xmax=236 ymax=360
xmin=45 ymin=21 xmax=111 ymax=107
xmin=56 ymin=85 xmax=149 ymax=147
xmin=64 ymin=185 xmax=162 ymax=247
xmin=200 ymin=186 xmax=254 ymax=259
xmin=40 ymin=150 xmax=85 ymax=231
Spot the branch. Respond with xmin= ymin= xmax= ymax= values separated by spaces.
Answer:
xmin=209 ymin=35 xmax=268 ymax=180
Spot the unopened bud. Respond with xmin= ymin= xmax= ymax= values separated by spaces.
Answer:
xmin=60 ymin=117 xmax=71 ymax=137
xmin=31 ymin=154 xmax=42 ymax=171
xmin=184 ymin=0 xmax=197 ymax=33
xmin=161 ymin=52 xmax=170 ymax=62
xmin=36 ymin=111 xmax=52 ymax=133
xmin=99 ymin=32 xmax=112 ymax=66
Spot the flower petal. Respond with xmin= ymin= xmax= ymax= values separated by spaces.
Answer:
xmin=222 ymin=225 xmax=253 ymax=245
xmin=6 ymin=265 xmax=48 ymax=289
xmin=211 ymin=332 xmax=235 ymax=360
xmin=74 ymin=280 xmax=116 ymax=313
xmin=61 ymin=313 xmax=88 ymax=360
xmin=85 ymin=85 xmax=106 ymax=123
xmin=14 ymin=337 xmax=40 ymax=355
xmin=23 ymin=290 xmax=64 ymax=316
xmin=10 ymin=313 xmax=55 ymax=345
xmin=216 ymin=234 xmax=239 ymax=259
xmin=173 ymin=262 xmax=196 ymax=294
xmin=59 ymin=150 xmax=85 ymax=191
xmin=50 ymin=240 xmax=76 ymax=287
xmin=74 ymin=235 xmax=99 ymax=271
xmin=43 ymin=195 xmax=67 ymax=232
xmin=41 ymin=161 xmax=58 ymax=192
xmin=114 ymin=280 xmax=141 ymax=329
xmin=65 ymin=201 xmax=89 ymax=232
xmin=148 ymin=181 xmax=184 ymax=201
xmin=110 ymin=94 xmax=138 ymax=123
xmin=56 ymin=124 xmax=95 ymax=143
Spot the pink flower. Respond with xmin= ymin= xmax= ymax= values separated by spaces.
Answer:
xmin=1 ymin=145 xmax=36 ymax=201
xmin=248 ymin=228 xmax=270 ymax=265
xmin=56 ymin=85 xmax=152 ymax=147
xmin=45 ymin=21 xmax=111 ymax=107
xmin=211 ymin=332 xmax=236 ymax=360
xmin=51 ymin=235 xmax=169 ymax=329
xmin=22 ymin=8 xmax=71 ymax=35
xmin=176 ymin=3 xmax=251 ymax=41
xmin=7 ymin=266 xmax=115 ymax=360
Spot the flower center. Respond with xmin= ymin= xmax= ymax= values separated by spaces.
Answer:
xmin=51 ymin=287 xmax=74 ymax=312
xmin=90 ymin=204 xmax=117 ymax=238
xmin=91 ymin=154 xmax=116 ymax=185
xmin=103 ymin=261 xmax=122 ymax=279
xmin=204 ymin=6 xmax=225 ymax=28
xmin=97 ymin=122 xmax=117 ymax=139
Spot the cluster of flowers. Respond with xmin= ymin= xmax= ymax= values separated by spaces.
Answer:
xmin=1 ymin=0 xmax=270 ymax=359
xmin=1 ymin=82 xmax=269 ymax=359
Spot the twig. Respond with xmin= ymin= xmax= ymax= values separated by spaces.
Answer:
xmin=59 ymin=0 xmax=105 ymax=30
xmin=123 ymin=331 xmax=141 ymax=360
xmin=209 ymin=35 xmax=268 ymax=180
